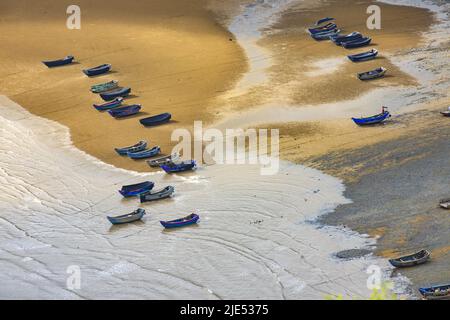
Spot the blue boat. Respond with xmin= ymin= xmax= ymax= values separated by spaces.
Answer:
xmin=161 ymin=160 xmax=196 ymax=173
xmin=160 ymin=213 xmax=199 ymax=229
xmin=342 ymin=37 xmax=372 ymax=49
xmin=107 ymin=208 xmax=146 ymax=225
xmin=315 ymin=17 xmax=335 ymax=26
xmin=115 ymin=140 xmax=147 ymax=155
xmin=119 ymin=181 xmax=154 ymax=197
xmin=93 ymin=97 xmax=124 ymax=111
xmin=82 ymin=64 xmax=111 ymax=76
xmin=419 ymin=283 xmax=450 ymax=300
xmin=348 ymin=49 xmax=378 ymax=62
xmin=331 ymin=32 xmax=362 ymax=45
xmin=311 ymin=29 xmax=340 ymax=40
xmin=352 ymin=107 xmax=391 ymax=126
xmin=42 ymin=55 xmax=74 ymax=68
xmin=308 ymin=23 xmax=337 ymax=35
xmin=108 ymin=104 xmax=141 ymax=118
xmin=139 ymin=112 xmax=171 ymax=127
xmin=128 ymin=146 xmax=161 ymax=159
xmin=100 ymin=87 xmax=131 ymax=101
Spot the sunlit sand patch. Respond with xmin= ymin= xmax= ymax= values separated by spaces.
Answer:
xmin=304 ymin=57 xmax=347 ymax=77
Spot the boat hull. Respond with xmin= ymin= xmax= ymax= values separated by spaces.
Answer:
xmin=140 ymin=186 xmax=175 ymax=202
xmin=100 ymin=87 xmax=131 ymax=101
xmin=42 ymin=56 xmax=74 ymax=68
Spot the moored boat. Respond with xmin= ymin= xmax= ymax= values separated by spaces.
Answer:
xmin=91 ymin=80 xmax=119 ymax=93
xmin=342 ymin=37 xmax=372 ymax=49
xmin=311 ymin=29 xmax=341 ymax=41
xmin=100 ymin=87 xmax=131 ymax=101
xmin=107 ymin=208 xmax=146 ymax=225
xmin=127 ymin=146 xmax=161 ymax=160
xmin=161 ymin=160 xmax=196 ymax=173
xmin=139 ymin=112 xmax=171 ymax=127
xmin=83 ymin=64 xmax=111 ymax=77
xmin=42 ymin=55 xmax=74 ymax=68
xmin=93 ymin=97 xmax=124 ymax=111
xmin=331 ymin=32 xmax=362 ymax=45
xmin=348 ymin=49 xmax=378 ymax=62
xmin=315 ymin=17 xmax=335 ymax=26
xmin=146 ymin=153 xmax=179 ymax=167
xmin=440 ymin=107 xmax=450 ymax=117
xmin=352 ymin=107 xmax=391 ymax=126
xmin=108 ymin=104 xmax=141 ymax=118
xmin=308 ymin=22 xmax=337 ymax=35
xmin=160 ymin=213 xmax=200 ymax=229
xmin=419 ymin=283 xmax=450 ymax=300
xmin=140 ymin=186 xmax=175 ymax=203
xmin=388 ymin=250 xmax=431 ymax=268
xmin=357 ymin=67 xmax=386 ymax=80
xmin=115 ymin=140 xmax=147 ymax=155
xmin=119 ymin=181 xmax=154 ymax=197
xmin=439 ymin=198 xmax=450 ymax=209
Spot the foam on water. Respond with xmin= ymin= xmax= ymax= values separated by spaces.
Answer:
xmin=0 ymin=96 xmax=397 ymax=299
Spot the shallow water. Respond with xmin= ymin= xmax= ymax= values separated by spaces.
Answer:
xmin=0 ymin=96 xmax=393 ymax=299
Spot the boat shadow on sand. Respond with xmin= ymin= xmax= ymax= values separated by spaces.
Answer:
xmin=161 ymin=223 xmax=200 ymax=233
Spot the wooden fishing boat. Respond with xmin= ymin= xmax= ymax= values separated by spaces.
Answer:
xmin=439 ymin=198 xmax=450 ymax=209
xmin=161 ymin=160 xmax=196 ymax=173
xmin=127 ymin=146 xmax=161 ymax=160
xmin=160 ymin=213 xmax=199 ymax=229
xmin=82 ymin=64 xmax=111 ymax=77
xmin=119 ymin=181 xmax=154 ymax=197
xmin=93 ymin=97 xmax=124 ymax=111
xmin=100 ymin=87 xmax=131 ymax=101
xmin=139 ymin=113 xmax=171 ymax=127
xmin=146 ymin=153 xmax=179 ymax=167
xmin=389 ymin=250 xmax=431 ymax=268
xmin=308 ymin=23 xmax=337 ymax=35
xmin=107 ymin=208 xmax=146 ymax=225
xmin=108 ymin=104 xmax=141 ymax=118
xmin=352 ymin=107 xmax=391 ymax=126
xmin=342 ymin=37 xmax=372 ymax=49
xmin=315 ymin=17 xmax=335 ymax=26
xmin=115 ymin=140 xmax=147 ymax=155
xmin=311 ymin=29 xmax=341 ymax=41
xmin=91 ymin=80 xmax=119 ymax=93
xmin=42 ymin=55 xmax=74 ymax=68
xmin=331 ymin=32 xmax=362 ymax=45
xmin=348 ymin=49 xmax=378 ymax=62
xmin=358 ymin=67 xmax=386 ymax=80
xmin=140 ymin=186 xmax=175 ymax=203
xmin=419 ymin=283 xmax=450 ymax=300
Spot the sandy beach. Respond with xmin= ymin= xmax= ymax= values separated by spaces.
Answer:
xmin=0 ymin=0 xmax=449 ymax=299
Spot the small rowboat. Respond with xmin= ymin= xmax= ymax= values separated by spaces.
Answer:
xmin=119 ymin=181 xmax=154 ymax=197
xmin=100 ymin=87 xmax=131 ymax=101
xmin=140 ymin=186 xmax=175 ymax=203
xmin=93 ymin=97 xmax=124 ymax=111
xmin=107 ymin=208 xmax=146 ymax=225
xmin=115 ymin=140 xmax=147 ymax=155
xmin=441 ymin=110 xmax=450 ymax=117
xmin=352 ymin=107 xmax=391 ymax=126
xmin=358 ymin=67 xmax=386 ymax=80
xmin=348 ymin=49 xmax=378 ymax=62
xmin=42 ymin=55 xmax=74 ymax=68
xmin=331 ymin=32 xmax=362 ymax=45
xmin=419 ymin=283 xmax=450 ymax=300
xmin=161 ymin=160 xmax=196 ymax=173
xmin=83 ymin=64 xmax=111 ymax=77
xmin=342 ymin=37 xmax=372 ymax=49
xmin=147 ymin=153 xmax=179 ymax=167
xmin=139 ymin=112 xmax=171 ymax=127
xmin=439 ymin=198 xmax=450 ymax=209
xmin=308 ymin=23 xmax=337 ymax=34
xmin=160 ymin=213 xmax=199 ymax=229
xmin=315 ymin=17 xmax=335 ymax=26
xmin=311 ymin=29 xmax=341 ymax=41
xmin=389 ymin=250 xmax=431 ymax=268
xmin=128 ymin=146 xmax=161 ymax=160
xmin=91 ymin=80 xmax=119 ymax=93
xmin=108 ymin=104 xmax=141 ymax=118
